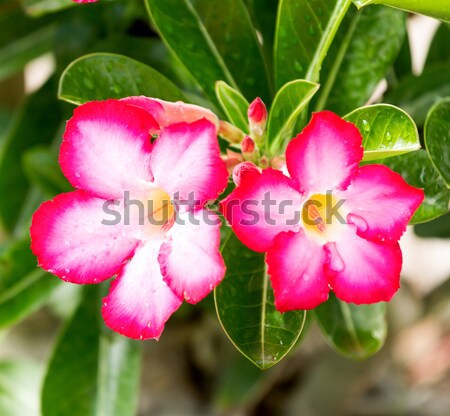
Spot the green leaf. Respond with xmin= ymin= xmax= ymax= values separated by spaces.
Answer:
xmin=344 ymin=104 xmax=420 ymax=161
xmin=42 ymin=286 xmax=142 ymax=416
xmin=145 ymin=0 xmax=238 ymax=103
xmin=191 ymin=0 xmax=272 ymax=101
xmin=266 ymin=80 xmax=320 ymax=155
xmin=58 ymin=53 xmax=187 ymax=105
xmin=215 ymin=81 xmax=250 ymax=132
xmin=215 ymin=232 xmax=306 ymax=370
xmin=424 ymin=98 xmax=450 ymax=188
xmin=425 ymin=24 xmax=450 ymax=67
xmin=414 ymin=212 xmax=450 ymax=238
xmin=385 ymin=64 xmax=450 ymax=127
xmin=274 ymin=0 xmax=353 ymax=88
xmin=23 ymin=146 xmax=72 ymax=197
xmin=0 ymin=239 xmax=61 ymax=329
xmin=393 ymin=30 xmax=412 ymax=80
xmin=314 ymin=294 xmax=387 ymax=359
xmin=0 ymin=360 xmax=43 ymax=416
xmin=20 ymin=0 xmax=75 ymax=17
xmin=353 ymin=0 xmax=450 ymax=23
xmin=0 ymin=79 xmax=62 ymax=233
xmin=376 ymin=150 xmax=450 ymax=224
xmin=315 ymin=6 xmax=406 ymax=115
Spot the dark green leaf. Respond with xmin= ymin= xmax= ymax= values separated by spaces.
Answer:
xmin=0 ymin=79 xmax=62 ymax=233
xmin=353 ymin=0 xmax=450 ymax=23
xmin=42 ymin=286 xmax=142 ymax=416
xmin=145 ymin=0 xmax=238 ymax=103
xmin=425 ymin=24 xmax=450 ymax=67
xmin=23 ymin=146 xmax=72 ymax=197
xmin=414 ymin=212 xmax=450 ymax=238
xmin=393 ymin=29 xmax=412 ymax=80
xmin=266 ymin=80 xmax=319 ymax=155
xmin=215 ymin=232 xmax=306 ymax=369
xmin=375 ymin=150 xmax=450 ymax=224
xmin=315 ymin=6 xmax=406 ymax=114
xmin=215 ymin=81 xmax=250 ymax=132
xmin=344 ymin=104 xmax=420 ymax=161
xmin=274 ymin=0 xmax=353 ymax=88
xmin=314 ymin=294 xmax=387 ymax=359
xmin=191 ymin=0 xmax=272 ymax=101
xmin=385 ymin=64 xmax=450 ymax=127
xmin=424 ymin=98 xmax=450 ymax=187
xmin=58 ymin=53 xmax=187 ymax=105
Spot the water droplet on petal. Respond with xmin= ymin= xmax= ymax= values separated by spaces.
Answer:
xmin=347 ymin=213 xmax=368 ymax=232
xmin=74 ymin=172 xmax=81 ymax=178
xmin=65 ymin=268 xmax=70 ymax=274
xmin=303 ymin=274 xmax=310 ymax=282
xmin=326 ymin=243 xmax=345 ymax=272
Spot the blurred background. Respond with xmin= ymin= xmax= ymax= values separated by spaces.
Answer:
xmin=0 ymin=1 xmax=449 ymax=415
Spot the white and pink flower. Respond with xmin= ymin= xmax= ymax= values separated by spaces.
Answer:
xmin=31 ymin=97 xmax=228 ymax=340
xmin=222 ymin=111 xmax=424 ymax=311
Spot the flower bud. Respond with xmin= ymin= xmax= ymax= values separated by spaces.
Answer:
xmin=248 ymin=98 xmax=267 ymax=139
xmin=232 ymin=162 xmax=261 ymax=186
xmin=218 ymin=120 xmax=245 ymax=144
xmin=241 ymin=135 xmax=256 ymax=154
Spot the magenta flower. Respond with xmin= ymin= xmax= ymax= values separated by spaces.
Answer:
xmin=222 ymin=111 xmax=424 ymax=311
xmin=31 ymin=98 xmax=228 ymax=340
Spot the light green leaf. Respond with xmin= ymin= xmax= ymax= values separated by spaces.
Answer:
xmin=20 ymin=0 xmax=75 ymax=17
xmin=42 ymin=286 xmax=142 ymax=416
xmin=58 ymin=53 xmax=187 ymax=105
xmin=266 ymin=80 xmax=319 ymax=155
xmin=215 ymin=232 xmax=306 ymax=370
xmin=353 ymin=0 xmax=450 ymax=23
xmin=274 ymin=0 xmax=353 ymax=88
xmin=314 ymin=294 xmax=387 ymax=359
xmin=215 ymin=81 xmax=250 ymax=132
xmin=344 ymin=104 xmax=420 ymax=161
xmin=424 ymin=97 xmax=450 ymax=188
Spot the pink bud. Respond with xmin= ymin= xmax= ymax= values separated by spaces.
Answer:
xmin=232 ymin=162 xmax=261 ymax=186
xmin=248 ymin=98 xmax=267 ymax=138
xmin=241 ymin=135 xmax=256 ymax=154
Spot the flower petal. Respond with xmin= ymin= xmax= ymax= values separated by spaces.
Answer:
xmin=286 ymin=111 xmax=363 ymax=194
xmin=222 ymin=168 xmax=303 ymax=252
xmin=60 ymin=100 xmax=158 ymax=199
xmin=267 ymin=230 xmax=330 ymax=311
xmin=150 ymin=119 xmax=228 ymax=204
xmin=339 ymin=164 xmax=424 ymax=242
xmin=326 ymin=225 xmax=402 ymax=304
xmin=102 ymin=241 xmax=182 ymax=340
xmin=122 ymin=96 xmax=219 ymax=132
xmin=30 ymin=191 xmax=138 ymax=284
xmin=158 ymin=209 xmax=225 ymax=303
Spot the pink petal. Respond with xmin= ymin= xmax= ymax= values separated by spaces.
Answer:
xmin=339 ymin=164 xmax=424 ymax=242
xmin=60 ymin=100 xmax=158 ymax=199
xmin=267 ymin=230 xmax=330 ymax=311
xmin=30 ymin=191 xmax=139 ymax=284
xmin=222 ymin=168 xmax=303 ymax=252
xmin=149 ymin=119 xmax=228 ymax=204
xmin=286 ymin=111 xmax=364 ymax=194
xmin=326 ymin=225 xmax=402 ymax=304
xmin=158 ymin=209 xmax=225 ymax=303
xmin=122 ymin=96 xmax=219 ymax=132
xmin=102 ymin=241 xmax=182 ymax=340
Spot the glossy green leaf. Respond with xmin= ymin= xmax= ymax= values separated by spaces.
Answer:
xmin=0 ymin=239 xmax=61 ymax=328
xmin=315 ymin=6 xmax=406 ymax=115
xmin=215 ymin=232 xmax=306 ymax=370
xmin=0 ymin=79 xmax=61 ymax=233
xmin=425 ymin=24 xmax=450 ymax=67
xmin=0 ymin=360 xmax=43 ymax=416
xmin=424 ymin=98 xmax=450 ymax=188
xmin=58 ymin=53 xmax=187 ymax=105
xmin=344 ymin=104 xmax=420 ymax=161
xmin=191 ymin=0 xmax=272 ymax=101
xmin=393 ymin=30 xmax=412 ymax=80
xmin=376 ymin=150 xmax=450 ymax=223
xmin=42 ymin=286 xmax=142 ymax=416
xmin=274 ymin=0 xmax=353 ymax=88
xmin=20 ymin=0 xmax=75 ymax=17
xmin=385 ymin=64 xmax=450 ymax=127
xmin=314 ymin=294 xmax=387 ymax=359
xmin=215 ymin=81 xmax=250 ymax=132
xmin=414 ymin=212 xmax=450 ymax=238
xmin=353 ymin=0 xmax=450 ymax=23
xmin=145 ymin=0 xmax=237 ymax=103
xmin=23 ymin=146 xmax=72 ymax=197
xmin=266 ymin=80 xmax=320 ymax=155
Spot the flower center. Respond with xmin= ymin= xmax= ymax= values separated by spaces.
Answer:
xmin=147 ymin=188 xmax=175 ymax=228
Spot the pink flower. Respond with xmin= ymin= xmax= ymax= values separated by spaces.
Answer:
xmin=222 ymin=111 xmax=424 ymax=311
xmin=31 ymin=98 xmax=228 ymax=340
